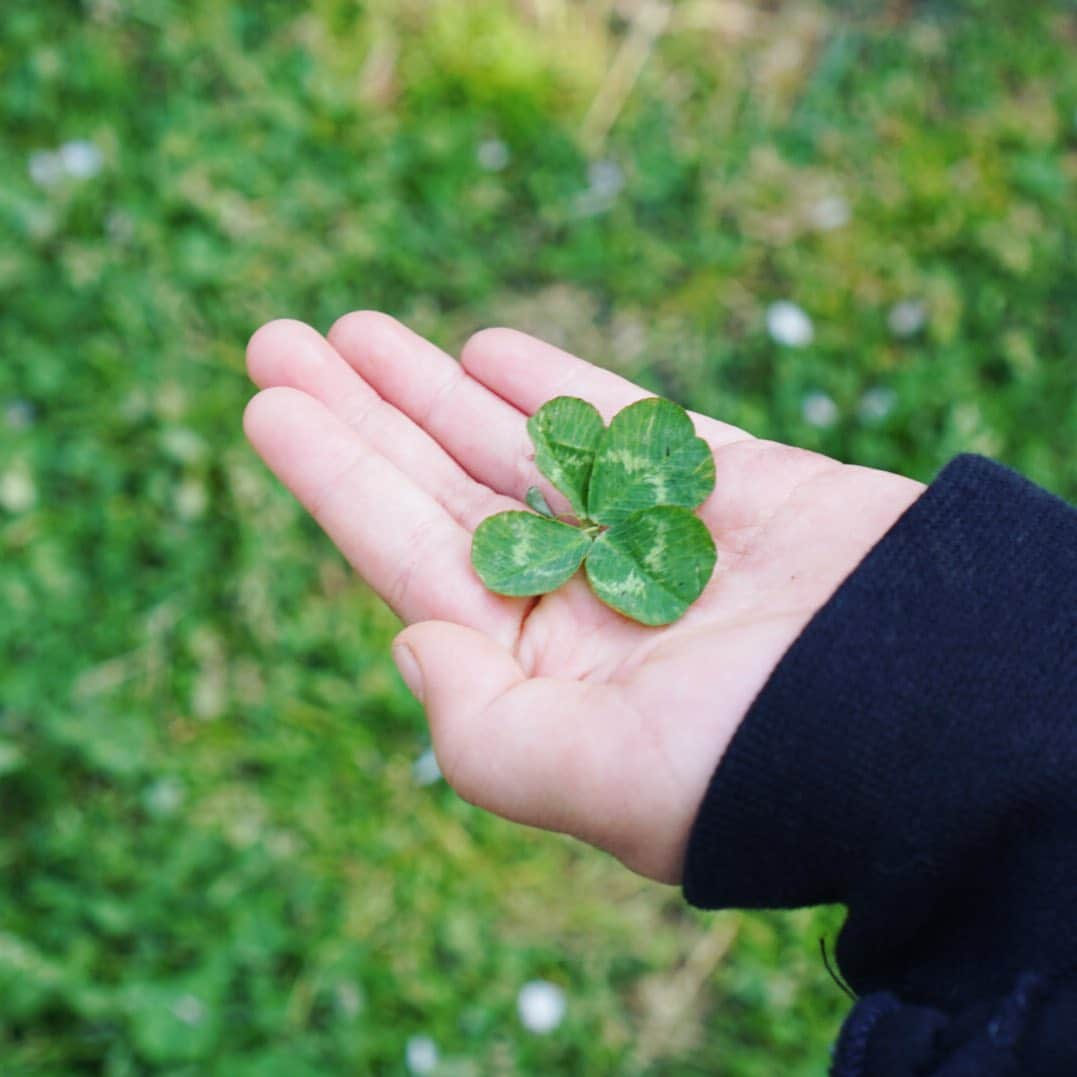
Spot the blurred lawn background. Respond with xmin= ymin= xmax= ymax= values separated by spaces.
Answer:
xmin=1 ymin=0 xmax=1074 ymax=1073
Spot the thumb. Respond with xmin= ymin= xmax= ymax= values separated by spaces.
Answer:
xmin=392 ymin=620 xmax=526 ymax=814
xmin=392 ymin=621 xmax=631 ymax=851
xmin=393 ymin=619 xmax=525 ymax=730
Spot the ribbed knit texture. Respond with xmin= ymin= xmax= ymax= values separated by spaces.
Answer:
xmin=682 ymin=455 xmax=1076 ymax=1075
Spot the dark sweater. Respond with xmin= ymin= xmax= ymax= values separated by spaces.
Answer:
xmin=682 ymin=455 xmax=1077 ymax=1076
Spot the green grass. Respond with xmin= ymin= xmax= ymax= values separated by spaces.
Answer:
xmin=1 ymin=0 xmax=1074 ymax=1072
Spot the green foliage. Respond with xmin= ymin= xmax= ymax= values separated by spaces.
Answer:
xmin=525 ymin=485 xmax=556 ymax=518
xmin=1 ymin=0 xmax=1073 ymax=1072
xmin=586 ymin=507 xmax=717 ymax=627
xmin=472 ymin=397 xmax=717 ymax=625
xmin=470 ymin=511 xmax=592 ymax=597
xmin=527 ymin=396 xmax=605 ymax=519
xmin=586 ymin=399 xmax=716 ymax=527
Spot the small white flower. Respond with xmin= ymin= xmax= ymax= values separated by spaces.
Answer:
xmin=4 ymin=400 xmax=36 ymax=430
xmin=887 ymin=299 xmax=927 ymax=338
xmin=857 ymin=387 xmax=897 ymax=424
xmin=588 ymin=159 xmax=625 ymax=199
xmin=0 ymin=742 xmax=24 ymax=776
xmin=59 ymin=139 xmax=103 ymax=180
xmin=106 ymin=209 xmax=135 ymax=244
xmin=144 ymin=777 xmax=185 ymax=818
xmin=175 ymin=478 xmax=208 ymax=521
xmin=29 ymin=141 xmax=104 ymax=187
xmin=766 ymin=301 xmax=814 ymax=348
xmin=228 ymin=812 xmax=263 ymax=846
xmin=161 ymin=427 xmax=205 ymax=464
xmin=0 ymin=464 xmax=36 ymax=513
xmin=171 ymin=994 xmax=205 ymax=1026
xmin=334 ymin=981 xmax=363 ymax=1019
xmin=477 ymin=138 xmax=510 ymax=172
xmin=767 ymin=975 xmax=798 ymax=1008
xmin=517 ymin=980 xmax=566 ymax=1034
xmin=808 ymin=195 xmax=850 ymax=232
xmin=405 ymin=1034 xmax=439 ymax=1075
xmin=28 ymin=150 xmax=64 ymax=188
xmin=802 ymin=391 xmax=839 ymax=429
xmin=412 ymin=748 xmax=443 ymax=787
xmin=572 ymin=159 xmax=626 ymax=217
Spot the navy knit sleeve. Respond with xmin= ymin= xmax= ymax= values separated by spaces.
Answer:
xmin=682 ymin=455 xmax=1077 ymax=1076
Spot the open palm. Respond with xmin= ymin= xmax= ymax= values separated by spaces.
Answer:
xmin=245 ymin=314 xmax=923 ymax=884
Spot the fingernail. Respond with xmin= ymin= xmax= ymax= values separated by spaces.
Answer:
xmin=393 ymin=642 xmax=424 ymax=703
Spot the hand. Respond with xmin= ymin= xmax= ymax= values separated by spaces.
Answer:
xmin=244 ymin=314 xmax=924 ymax=884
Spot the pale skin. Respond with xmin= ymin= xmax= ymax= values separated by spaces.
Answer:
xmin=244 ymin=313 xmax=925 ymax=885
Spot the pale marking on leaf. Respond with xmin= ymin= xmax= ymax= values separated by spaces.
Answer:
xmin=641 ymin=521 xmax=669 ymax=574
xmin=600 ymin=446 xmax=649 ymax=475
xmin=592 ymin=569 xmax=647 ymax=599
xmin=511 ymin=525 xmax=536 ymax=566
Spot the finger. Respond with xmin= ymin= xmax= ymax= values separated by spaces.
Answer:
xmin=395 ymin=620 xmax=673 ymax=879
xmin=244 ymin=387 xmax=524 ymax=640
xmin=326 ymin=311 xmax=538 ymax=504
xmin=461 ymin=328 xmax=753 ymax=450
xmin=246 ymin=319 xmax=520 ymax=531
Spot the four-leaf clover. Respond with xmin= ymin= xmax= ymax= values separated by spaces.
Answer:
xmin=470 ymin=397 xmax=717 ymax=626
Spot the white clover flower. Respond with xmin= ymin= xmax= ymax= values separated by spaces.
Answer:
xmin=59 ymin=139 xmax=104 ymax=179
xmin=0 ymin=463 xmax=37 ymax=513
xmin=405 ymin=1034 xmax=439 ymax=1075
xmin=766 ymin=301 xmax=814 ymax=348
xmin=28 ymin=150 xmax=64 ymax=188
xmin=334 ymin=981 xmax=362 ymax=1019
xmin=161 ymin=426 xmax=207 ymax=465
xmin=808 ymin=195 xmax=850 ymax=232
xmin=144 ymin=776 xmax=186 ymax=818
xmin=517 ymin=980 xmax=566 ymax=1034
xmin=857 ymin=387 xmax=897 ymax=424
xmin=266 ymin=830 xmax=299 ymax=860
xmin=412 ymin=747 xmax=442 ymax=787
xmin=588 ymin=159 xmax=625 ymax=199
xmin=477 ymin=138 xmax=510 ymax=172
xmin=175 ymin=478 xmax=208 ymax=521
xmin=171 ymin=994 xmax=205 ymax=1026
xmin=4 ymin=400 xmax=36 ymax=430
xmin=106 ymin=209 xmax=135 ymax=244
xmin=573 ymin=159 xmax=626 ymax=217
xmin=888 ymin=299 xmax=927 ymax=338
xmin=222 ymin=804 xmax=265 ymax=846
xmin=801 ymin=391 xmax=839 ymax=429
xmin=29 ymin=141 xmax=104 ymax=187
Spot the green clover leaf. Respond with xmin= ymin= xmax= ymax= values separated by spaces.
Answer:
xmin=525 ymin=485 xmax=556 ymax=518
xmin=471 ymin=512 xmax=592 ymax=596
xmin=527 ymin=396 xmax=604 ymax=519
xmin=587 ymin=397 xmax=715 ymax=526
xmin=585 ymin=506 xmax=717 ymax=626
xmin=471 ymin=396 xmax=717 ymax=626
